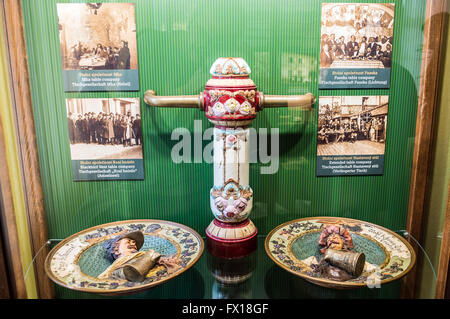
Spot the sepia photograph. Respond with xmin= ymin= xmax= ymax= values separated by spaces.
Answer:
xmin=66 ymin=98 xmax=143 ymax=160
xmin=57 ymin=3 xmax=138 ymax=71
xmin=320 ymin=3 xmax=394 ymax=69
xmin=317 ymin=96 xmax=389 ymax=156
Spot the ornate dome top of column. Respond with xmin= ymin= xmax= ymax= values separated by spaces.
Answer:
xmin=209 ymin=57 xmax=251 ymax=77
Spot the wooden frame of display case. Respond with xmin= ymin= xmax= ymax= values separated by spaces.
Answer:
xmin=0 ymin=0 xmax=447 ymax=298
xmin=0 ymin=0 xmax=53 ymax=298
xmin=435 ymin=184 xmax=450 ymax=299
xmin=401 ymin=0 xmax=448 ymax=299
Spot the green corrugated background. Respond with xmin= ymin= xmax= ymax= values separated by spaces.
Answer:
xmin=21 ymin=0 xmax=426 ymax=298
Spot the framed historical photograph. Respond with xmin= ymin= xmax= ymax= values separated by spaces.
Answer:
xmin=319 ymin=3 xmax=395 ymax=89
xmin=57 ymin=3 xmax=139 ymax=91
xmin=66 ymin=98 xmax=144 ymax=181
xmin=316 ymin=95 xmax=389 ymax=176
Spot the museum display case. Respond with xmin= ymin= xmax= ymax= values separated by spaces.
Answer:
xmin=0 ymin=0 xmax=449 ymax=300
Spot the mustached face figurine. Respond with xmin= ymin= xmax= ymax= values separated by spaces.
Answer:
xmin=318 ymin=225 xmax=354 ymax=254
xmin=98 ymin=231 xmax=159 ymax=282
xmin=98 ymin=231 xmax=182 ymax=282
xmin=104 ymin=231 xmax=144 ymax=261
xmin=113 ymin=237 xmax=139 ymax=259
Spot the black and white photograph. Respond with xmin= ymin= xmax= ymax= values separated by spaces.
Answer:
xmin=57 ymin=3 xmax=138 ymax=71
xmin=317 ymin=96 xmax=388 ymax=156
xmin=316 ymin=96 xmax=389 ymax=176
xmin=319 ymin=3 xmax=395 ymax=89
xmin=66 ymin=98 xmax=143 ymax=161
xmin=57 ymin=3 xmax=139 ymax=91
xmin=320 ymin=3 xmax=394 ymax=69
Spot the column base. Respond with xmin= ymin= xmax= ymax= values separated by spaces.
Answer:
xmin=206 ymin=219 xmax=257 ymax=258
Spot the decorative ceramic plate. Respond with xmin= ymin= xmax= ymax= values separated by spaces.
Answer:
xmin=265 ymin=217 xmax=416 ymax=289
xmin=45 ymin=220 xmax=204 ymax=295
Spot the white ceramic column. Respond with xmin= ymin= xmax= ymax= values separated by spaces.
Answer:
xmin=210 ymin=126 xmax=253 ymax=224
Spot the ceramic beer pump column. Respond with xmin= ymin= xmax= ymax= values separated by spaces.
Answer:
xmin=144 ymin=57 xmax=315 ymax=257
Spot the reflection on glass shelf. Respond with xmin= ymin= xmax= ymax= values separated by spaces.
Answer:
xmin=264 ymin=263 xmax=399 ymax=299
xmin=208 ymin=249 xmax=257 ymax=299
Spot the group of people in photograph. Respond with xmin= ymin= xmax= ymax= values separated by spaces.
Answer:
xmin=320 ymin=33 xmax=393 ymax=68
xmin=318 ymin=117 xmax=386 ymax=145
xmin=322 ymin=5 xmax=394 ymax=30
xmin=68 ymin=111 xmax=142 ymax=147
xmin=70 ymin=40 xmax=131 ymax=70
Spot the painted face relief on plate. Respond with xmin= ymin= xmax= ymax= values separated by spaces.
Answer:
xmin=265 ymin=217 xmax=415 ymax=289
xmin=45 ymin=220 xmax=204 ymax=294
